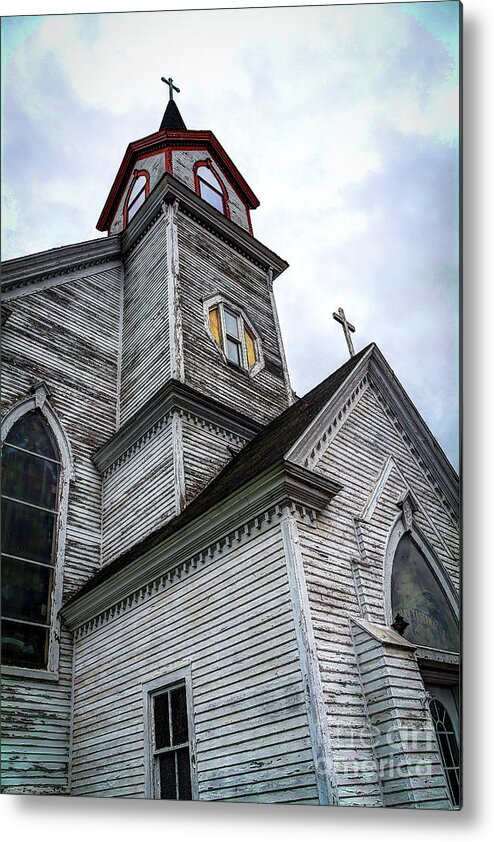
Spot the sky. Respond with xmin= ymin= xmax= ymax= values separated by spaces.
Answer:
xmin=1 ymin=1 xmax=460 ymax=468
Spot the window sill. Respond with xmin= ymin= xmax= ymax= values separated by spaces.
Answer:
xmin=1 ymin=665 xmax=59 ymax=682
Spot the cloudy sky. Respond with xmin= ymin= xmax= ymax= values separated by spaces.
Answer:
xmin=1 ymin=1 xmax=460 ymax=467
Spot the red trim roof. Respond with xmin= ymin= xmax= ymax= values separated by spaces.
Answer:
xmin=97 ymin=129 xmax=260 ymax=232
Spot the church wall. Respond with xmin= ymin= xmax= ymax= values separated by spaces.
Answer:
xmin=351 ymin=622 xmax=451 ymax=809
xmin=1 ymin=266 xmax=122 ymax=793
xmin=181 ymin=413 xmax=248 ymax=505
xmin=294 ymin=382 xmax=459 ymax=808
xmin=101 ymin=416 xmax=176 ymax=564
xmin=119 ymin=215 xmax=170 ymax=426
xmin=177 ymin=212 xmax=289 ymax=425
xmin=171 ymin=148 xmax=251 ymax=231
xmin=109 ymin=152 xmax=166 ymax=236
xmin=70 ymin=522 xmax=320 ymax=802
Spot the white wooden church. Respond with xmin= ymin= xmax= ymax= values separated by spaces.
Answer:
xmin=1 ymin=90 xmax=460 ymax=808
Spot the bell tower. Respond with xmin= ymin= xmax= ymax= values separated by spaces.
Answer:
xmin=94 ymin=84 xmax=293 ymax=564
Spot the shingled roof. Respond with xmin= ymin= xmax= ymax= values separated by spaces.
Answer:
xmin=68 ymin=345 xmax=372 ymax=602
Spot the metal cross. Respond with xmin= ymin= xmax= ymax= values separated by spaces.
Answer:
xmin=161 ymin=76 xmax=180 ymax=101
xmin=332 ymin=307 xmax=356 ymax=357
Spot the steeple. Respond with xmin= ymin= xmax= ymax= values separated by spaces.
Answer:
xmin=160 ymin=99 xmax=187 ymax=131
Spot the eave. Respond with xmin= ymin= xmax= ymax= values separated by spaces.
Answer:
xmin=61 ymin=460 xmax=342 ymax=630
xmin=1 ymin=235 xmax=122 ymax=297
xmin=122 ymin=172 xmax=288 ymax=278
xmin=97 ymin=128 xmax=260 ymax=232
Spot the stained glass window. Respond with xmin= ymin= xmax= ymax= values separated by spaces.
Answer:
xmin=207 ymin=302 xmax=258 ymax=371
xmin=391 ymin=534 xmax=459 ymax=652
xmin=1 ymin=412 xmax=60 ymax=668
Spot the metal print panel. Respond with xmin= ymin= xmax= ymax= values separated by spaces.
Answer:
xmin=1 ymin=1 xmax=461 ymax=809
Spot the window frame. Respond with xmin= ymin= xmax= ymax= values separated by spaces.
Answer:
xmin=1 ymin=391 xmax=73 ymax=681
xmin=204 ymin=295 xmax=264 ymax=378
xmin=123 ymin=169 xmax=150 ymax=228
xmin=193 ymin=160 xmax=230 ymax=219
xmin=142 ymin=665 xmax=198 ymax=800
xmin=383 ymin=511 xmax=459 ymax=657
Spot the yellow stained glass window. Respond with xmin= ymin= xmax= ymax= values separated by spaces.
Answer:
xmin=209 ymin=306 xmax=221 ymax=346
xmin=245 ymin=326 xmax=257 ymax=367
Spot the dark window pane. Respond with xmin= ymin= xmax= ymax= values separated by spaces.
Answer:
xmin=199 ymin=180 xmax=224 ymax=213
xmin=1 ymin=556 xmax=52 ymax=623
xmin=224 ymin=308 xmax=240 ymax=339
xmin=1 ymin=498 xmax=56 ymax=565
xmin=176 ymin=747 xmax=192 ymax=800
xmin=170 ymin=685 xmax=188 ymax=745
xmin=2 ymin=445 xmax=59 ymax=510
xmin=154 ymin=693 xmax=171 ymax=749
xmin=5 ymin=413 xmax=57 ymax=459
xmin=1 ymin=619 xmax=49 ymax=668
xmin=391 ymin=534 xmax=459 ymax=651
xmin=226 ymin=338 xmax=241 ymax=366
xmin=159 ymin=752 xmax=176 ymax=800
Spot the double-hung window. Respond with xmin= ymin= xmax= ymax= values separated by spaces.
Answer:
xmin=144 ymin=672 xmax=195 ymax=800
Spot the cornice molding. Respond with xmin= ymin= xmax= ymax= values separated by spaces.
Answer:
xmin=121 ymin=173 xmax=288 ymax=277
xmin=94 ymin=379 xmax=262 ymax=474
xmin=61 ymin=460 xmax=342 ymax=632
xmin=97 ymin=128 xmax=260 ymax=231
xmin=1 ymin=236 xmax=122 ymax=296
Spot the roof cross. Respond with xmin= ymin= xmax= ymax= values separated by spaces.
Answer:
xmin=161 ymin=76 xmax=180 ymax=101
xmin=332 ymin=307 xmax=356 ymax=357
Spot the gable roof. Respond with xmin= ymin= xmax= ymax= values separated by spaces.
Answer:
xmin=69 ymin=346 xmax=370 ymax=602
xmin=68 ymin=342 xmax=458 ymax=605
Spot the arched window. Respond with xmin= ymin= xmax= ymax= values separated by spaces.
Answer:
xmin=207 ymin=300 xmax=260 ymax=372
xmin=391 ymin=533 xmax=459 ymax=652
xmin=124 ymin=171 xmax=149 ymax=226
xmin=429 ymin=697 xmax=460 ymax=807
xmin=194 ymin=163 xmax=228 ymax=215
xmin=1 ymin=411 xmax=62 ymax=669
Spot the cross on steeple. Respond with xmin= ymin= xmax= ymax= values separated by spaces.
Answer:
xmin=332 ymin=307 xmax=356 ymax=357
xmin=161 ymin=76 xmax=180 ymax=101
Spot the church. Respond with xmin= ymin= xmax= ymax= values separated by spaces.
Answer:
xmin=1 ymin=87 xmax=460 ymax=808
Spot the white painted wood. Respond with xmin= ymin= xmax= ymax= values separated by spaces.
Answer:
xmin=70 ymin=523 xmax=320 ymax=802
xmin=280 ymin=509 xmax=338 ymax=805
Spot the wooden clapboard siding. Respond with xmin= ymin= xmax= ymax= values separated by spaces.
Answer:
xmin=181 ymin=414 xmax=247 ymax=503
xmin=119 ymin=216 xmax=169 ymax=425
xmin=178 ymin=212 xmax=289 ymax=424
xmin=1 ymin=624 xmax=73 ymax=793
xmin=101 ymin=417 xmax=176 ymax=564
xmin=71 ymin=523 xmax=319 ymax=803
xmin=171 ymin=149 xmax=251 ymax=232
xmin=294 ymin=382 xmax=459 ymax=807
xmin=110 ymin=153 xmax=166 ymax=236
xmin=1 ymin=267 xmax=122 ymax=793
xmin=352 ymin=625 xmax=451 ymax=808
